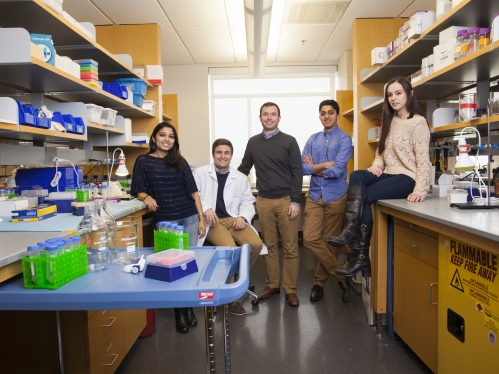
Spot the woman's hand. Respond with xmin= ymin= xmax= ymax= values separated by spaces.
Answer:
xmin=144 ymin=196 xmax=158 ymax=212
xmin=367 ymin=165 xmax=383 ymax=177
xmin=407 ymin=193 xmax=425 ymax=202
xmin=198 ymin=219 xmax=206 ymax=239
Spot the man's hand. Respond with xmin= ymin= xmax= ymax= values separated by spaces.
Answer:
xmin=232 ymin=217 xmax=246 ymax=230
xmin=303 ymin=154 xmax=314 ymax=164
xmin=288 ymin=204 xmax=300 ymax=221
xmin=205 ymin=209 xmax=219 ymax=226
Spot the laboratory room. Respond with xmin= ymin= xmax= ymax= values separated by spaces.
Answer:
xmin=1 ymin=0 xmax=499 ymax=373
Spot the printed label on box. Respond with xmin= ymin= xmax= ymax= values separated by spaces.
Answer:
xmin=199 ymin=291 xmax=214 ymax=299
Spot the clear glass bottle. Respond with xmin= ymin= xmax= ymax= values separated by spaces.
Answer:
xmin=454 ymin=30 xmax=465 ymax=61
xmin=460 ymin=32 xmax=470 ymax=58
xmin=467 ymin=28 xmax=480 ymax=55
xmin=478 ymin=28 xmax=491 ymax=49
xmin=77 ymin=203 xmax=110 ymax=272
xmin=111 ymin=220 xmax=139 ymax=265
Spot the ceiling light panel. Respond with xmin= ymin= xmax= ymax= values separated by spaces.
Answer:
xmin=284 ymin=2 xmax=350 ymax=24
xmin=63 ymin=0 xmax=112 ymax=25
xmin=158 ymin=0 xmax=228 ymax=27
xmin=176 ymin=27 xmax=235 ymax=64
xmin=92 ymin=0 xmax=172 ymax=27
xmin=229 ymin=25 xmax=248 ymax=63
xmin=160 ymin=28 xmax=195 ymax=65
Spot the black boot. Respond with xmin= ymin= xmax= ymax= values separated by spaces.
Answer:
xmin=186 ymin=307 xmax=197 ymax=327
xmin=328 ymin=186 xmax=366 ymax=247
xmin=337 ymin=278 xmax=350 ymax=303
xmin=174 ymin=308 xmax=189 ymax=333
xmin=335 ymin=221 xmax=373 ymax=277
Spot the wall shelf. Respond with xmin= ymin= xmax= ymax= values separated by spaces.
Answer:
xmin=162 ymin=113 xmax=173 ymax=121
xmin=361 ymin=98 xmax=384 ymax=113
xmin=125 ymin=142 xmax=149 ymax=149
xmin=342 ymin=108 xmax=354 ymax=117
xmin=432 ymin=114 xmax=499 ymax=136
xmin=86 ymin=122 xmax=126 ymax=135
xmin=0 ymin=0 xmax=148 ymax=83
xmin=367 ymin=138 xmax=379 ymax=144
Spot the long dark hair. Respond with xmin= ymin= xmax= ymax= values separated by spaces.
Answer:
xmin=148 ymin=122 xmax=182 ymax=171
xmin=378 ymin=76 xmax=424 ymax=154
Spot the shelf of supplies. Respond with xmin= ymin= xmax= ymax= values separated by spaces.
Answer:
xmin=0 ymin=57 xmax=155 ymax=118
xmin=0 ymin=0 xmax=150 ymax=84
xmin=86 ymin=122 xmax=126 ymax=135
xmin=431 ymin=115 xmax=499 ymax=136
xmin=367 ymin=138 xmax=379 ymax=144
xmin=361 ymin=98 xmax=384 ymax=113
xmin=0 ymin=121 xmax=18 ymax=131
xmin=125 ymin=142 xmax=149 ymax=149
xmin=0 ymin=124 xmax=87 ymax=142
xmin=360 ymin=0 xmax=499 ymax=85
xmin=342 ymin=108 xmax=354 ymax=117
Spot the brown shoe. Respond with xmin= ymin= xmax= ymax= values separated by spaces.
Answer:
xmin=229 ymin=301 xmax=246 ymax=316
xmin=258 ymin=287 xmax=280 ymax=300
xmin=285 ymin=293 xmax=299 ymax=307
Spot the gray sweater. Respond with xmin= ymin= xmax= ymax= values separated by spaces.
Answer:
xmin=238 ymin=131 xmax=303 ymax=204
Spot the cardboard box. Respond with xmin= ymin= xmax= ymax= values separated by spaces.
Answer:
xmin=436 ymin=0 xmax=452 ymax=20
xmin=0 ymin=199 xmax=29 ymax=216
xmin=433 ymin=37 xmax=456 ymax=72
xmin=11 ymin=204 xmax=57 ymax=219
xmin=452 ymin=0 xmax=464 ymax=8
xmin=30 ymin=42 xmax=44 ymax=60
xmin=371 ymin=47 xmax=386 ymax=66
xmin=145 ymin=65 xmax=163 ymax=85
xmin=427 ymin=53 xmax=434 ymax=66
xmin=30 ymin=33 xmax=55 ymax=66
xmin=408 ymin=11 xmax=436 ymax=39
xmin=411 ymin=70 xmax=422 ymax=84
xmin=439 ymin=25 xmax=468 ymax=44
xmin=432 ymin=184 xmax=454 ymax=197
xmin=12 ymin=212 xmax=57 ymax=222
xmin=133 ymin=65 xmax=145 ymax=78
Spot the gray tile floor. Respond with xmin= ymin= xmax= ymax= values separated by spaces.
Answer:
xmin=116 ymin=245 xmax=433 ymax=374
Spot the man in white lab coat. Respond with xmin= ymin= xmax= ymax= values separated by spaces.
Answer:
xmin=194 ymin=138 xmax=263 ymax=316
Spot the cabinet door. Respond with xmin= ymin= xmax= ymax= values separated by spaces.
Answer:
xmin=85 ymin=310 xmax=124 ymax=363
xmin=88 ymin=325 xmax=125 ymax=374
xmin=394 ymin=247 xmax=438 ymax=373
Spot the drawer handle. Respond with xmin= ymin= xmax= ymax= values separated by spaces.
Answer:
xmin=102 ymin=317 xmax=117 ymax=327
xmin=406 ymin=241 xmax=419 ymax=247
xmin=104 ymin=354 xmax=119 ymax=366
xmin=430 ymin=283 xmax=437 ymax=305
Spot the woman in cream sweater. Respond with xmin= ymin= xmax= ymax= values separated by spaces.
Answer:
xmin=328 ymin=76 xmax=432 ymax=277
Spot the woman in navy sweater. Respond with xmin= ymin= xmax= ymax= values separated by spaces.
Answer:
xmin=132 ymin=122 xmax=206 ymax=333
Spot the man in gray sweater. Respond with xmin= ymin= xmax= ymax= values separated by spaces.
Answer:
xmin=238 ymin=102 xmax=303 ymax=307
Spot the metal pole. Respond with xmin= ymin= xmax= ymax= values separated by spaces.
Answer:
xmin=488 ymin=99 xmax=492 ymax=206
xmin=204 ymin=306 xmax=216 ymax=373
xmin=106 ymin=131 xmax=110 ymax=185
xmin=223 ymin=304 xmax=231 ymax=374
xmin=56 ymin=311 xmax=65 ymax=374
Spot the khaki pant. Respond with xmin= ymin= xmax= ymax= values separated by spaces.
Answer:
xmin=206 ymin=217 xmax=263 ymax=269
xmin=256 ymin=196 xmax=300 ymax=294
xmin=303 ymin=195 xmax=347 ymax=286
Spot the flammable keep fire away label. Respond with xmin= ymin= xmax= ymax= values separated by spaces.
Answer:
xmin=448 ymin=237 xmax=499 ymax=333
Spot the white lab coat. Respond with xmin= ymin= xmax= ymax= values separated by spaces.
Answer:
xmin=194 ymin=164 xmax=265 ymax=253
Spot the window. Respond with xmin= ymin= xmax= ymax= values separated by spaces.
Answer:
xmin=209 ymin=66 xmax=337 ymax=183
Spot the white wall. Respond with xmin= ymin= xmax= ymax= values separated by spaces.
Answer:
xmin=162 ymin=64 xmax=212 ymax=168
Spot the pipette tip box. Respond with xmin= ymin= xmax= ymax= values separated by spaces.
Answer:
xmin=145 ymin=249 xmax=198 ymax=282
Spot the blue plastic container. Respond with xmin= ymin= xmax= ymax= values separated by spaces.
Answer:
xmin=115 ymin=78 xmax=147 ymax=97
xmin=15 ymin=100 xmax=36 ymax=126
xmin=51 ymin=111 xmax=65 ymax=129
xmin=133 ymin=93 xmax=144 ymax=107
xmin=74 ymin=117 xmax=85 ymax=135
xmin=49 ymin=199 xmax=73 ymax=213
xmin=35 ymin=109 xmax=51 ymax=129
xmin=16 ymin=167 xmax=84 ymax=195
xmin=102 ymin=82 xmax=128 ymax=99
xmin=61 ymin=114 xmax=77 ymax=133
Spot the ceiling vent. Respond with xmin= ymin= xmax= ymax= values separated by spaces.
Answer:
xmin=284 ymin=1 xmax=350 ymax=24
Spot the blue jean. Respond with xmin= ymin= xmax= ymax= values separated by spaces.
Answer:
xmin=170 ymin=214 xmax=199 ymax=247
xmin=349 ymin=170 xmax=415 ymax=222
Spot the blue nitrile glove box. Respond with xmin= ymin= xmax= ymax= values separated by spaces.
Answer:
xmin=144 ymin=250 xmax=198 ymax=282
xmin=16 ymin=167 xmax=83 ymax=195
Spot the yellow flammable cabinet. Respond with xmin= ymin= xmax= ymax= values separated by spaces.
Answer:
xmin=438 ymin=235 xmax=499 ymax=372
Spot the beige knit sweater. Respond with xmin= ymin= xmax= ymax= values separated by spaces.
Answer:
xmin=372 ymin=115 xmax=432 ymax=198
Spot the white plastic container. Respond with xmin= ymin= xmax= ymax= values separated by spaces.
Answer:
xmin=85 ymin=104 xmax=103 ymax=124
xmin=100 ymin=108 xmax=117 ymax=126
xmin=142 ymin=100 xmax=157 ymax=115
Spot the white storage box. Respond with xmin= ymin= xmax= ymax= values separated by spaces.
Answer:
xmin=142 ymin=100 xmax=157 ymax=115
xmin=407 ymin=11 xmax=436 ymax=39
xmin=371 ymin=47 xmax=386 ymax=66
xmin=0 ymin=199 xmax=29 ymax=216
xmin=433 ymin=38 xmax=456 ymax=73
xmin=439 ymin=26 xmax=468 ymax=44
xmin=436 ymin=0 xmax=452 ymax=20
xmin=100 ymin=108 xmax=117 ymax=126
xmin=145 ymin=65 xmax=163 ymax=85
xmin=447 ymin=189 xmax=468 ymax=203
xmin=132 ymin=133 xmax=149 ymax=144
xmin=452 ymin=0 xmax=464 ymax=8
xmin=493 ymin=15 xmax=499 ymax=43
xmin=432 ymin=184 xmax=454 ymax=197
xmin=124 ymin=118 xmax=132 ymax=143
xmin=85 ymin=104 xmax=103 ymax=124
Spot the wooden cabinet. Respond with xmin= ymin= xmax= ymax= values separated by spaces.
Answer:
xmin=393 ymin=218 xmax=438 ymax=373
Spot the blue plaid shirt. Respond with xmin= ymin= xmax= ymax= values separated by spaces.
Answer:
xmin=302 ymin=125 xmax=352 ymax=203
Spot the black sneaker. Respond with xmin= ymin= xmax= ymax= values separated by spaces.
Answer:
xmin=229 ymin=301 xmax=246 ymax=316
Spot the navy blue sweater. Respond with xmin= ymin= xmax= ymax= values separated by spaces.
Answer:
xmin=131 ymin=154 xmax=198 ymax=221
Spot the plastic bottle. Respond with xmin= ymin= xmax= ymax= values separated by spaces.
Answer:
xmin=27 ymin=245 xmax=40 ymax=284
xmin=63 ymin=239 xmax=73 ymax=253
xmin=37 ymin=242 xmax=46 ymax=256
xmin=460 ymin=32 xmax=470 ymax=58
xmin=467 ymin=28 xmax=480 ymax=55
xmin=478 ymin=28 xmax=491 ymax=49
xmin=454 ymin=30 xmax=466 ymax=61
xmin=71 ymin=236 xmax=82 ymax=251
xmin=45 ymin=243 xmax=60 ymax=283
xmin=101 ymin=185 xmax=111 ymax=200
xmin=177 ymin=225 xmax=184 ymax=250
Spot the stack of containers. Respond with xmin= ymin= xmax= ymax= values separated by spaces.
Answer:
xmin=115 ymin=78 xmax=148 ymax=107
xmin=74 ymin=59 xmax=99 ymax=87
